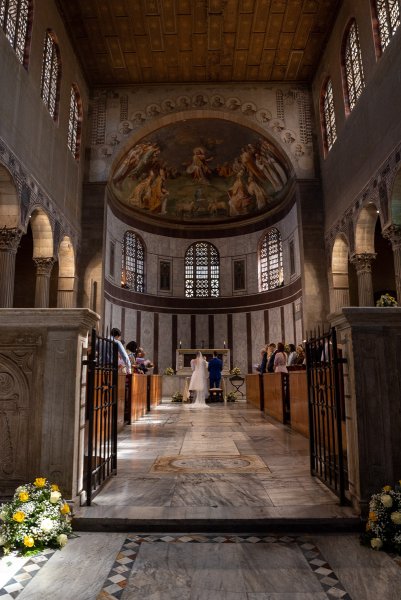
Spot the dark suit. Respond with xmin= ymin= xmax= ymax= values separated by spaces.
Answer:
xmin=267 ymin=350 xmax=277 ymax=373
xmin=208 ymin=356 xmax=223 ymax=388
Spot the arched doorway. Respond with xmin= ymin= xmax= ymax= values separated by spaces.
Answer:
xmin=0 ymin=164 xmax=22 ymax=307
xmin=14 ymin=223 xmax=35 ymax=307
xmin=353 ymin=204 xmax=378 ymax=306
xmin=29 ymin=208 xmax=55 ymax=307
xmin=331 ymin=234 xmax=350 ymax=312
xmin=372 ymin=218 xmax=396 ymax=303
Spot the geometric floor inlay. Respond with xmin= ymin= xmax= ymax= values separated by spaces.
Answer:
xmin=151 ymin=454 xmax=270 ymax=473
xmin=97 ymin=534 xmax=353 ymax=600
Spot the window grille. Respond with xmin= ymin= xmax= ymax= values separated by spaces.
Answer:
xmin=322 ymin=79 xmax=337 ymax=151
xmin=376 ymin=0 xmax=401 ymax=51
xmin=185 ymin=242 xmax=220 ymax=298
xmin=0 ymin=0 xmax=31 ymax=65
xmin=67 ymin=85 xmax=82 ymax=159
xmin=344 ymin=21 xmax=365 ymax=111
xmin=121 ymin=232 xmax=145 ymax=293
xmin=40 ymin=30 xmax=61 ymax=120
xmin=259 ymin=228 xmax=283 ymax=291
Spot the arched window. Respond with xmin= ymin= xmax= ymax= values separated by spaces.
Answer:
xmin=343 ymin=20 xmax=365 ymax=112
xmin=121 ymin=231 xmax=145 ymax=293
xmin=375 ymin=0 xmax=401 ymax=52
xmin=0 ymin=0 xmax=32 ymax=66
xmin=321 ymin=78 xmax=337 ymax=153
xmin=40 ymin=30 xmax=61 ymax=120
xmin=67 ymin=84 xmax=82 ymax=160
xmin=259 ymin=228 xmax=283 ymax=291
xmin=185 ymin=242 xmax=220 ymax=298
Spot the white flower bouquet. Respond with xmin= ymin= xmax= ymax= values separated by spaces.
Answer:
xmin=362 ymin=482 xmax=401 ymax=554
xmin=376 ymin=293 xmax=398 ymax=307
xmin=0 ymin=478 xmax=72 ymax=555
xmin=230 ymin=367 xmax=241 ymax=376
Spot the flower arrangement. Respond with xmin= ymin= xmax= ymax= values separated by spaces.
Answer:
xmin=171 ymin=392 xmax=183 ymax=402
xmin=230 ymin=367 xmax=241 ymax=376
xmin=376 ymin=293 xmax=398 ymax=307
xmin=361 ymin=482 xmax=401 ymax=554
xmin=164 ymin=367 xmax=175 ymax=376
xmin=0 ymin=478 xmax=72 ymax=556
xmin=226 ymin=391 xmax=236 ymax=402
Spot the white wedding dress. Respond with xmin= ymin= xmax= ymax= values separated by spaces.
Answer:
xmin=188 ymin=353 xmax=209 ymax=408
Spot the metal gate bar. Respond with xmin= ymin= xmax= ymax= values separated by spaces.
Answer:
xmin=85 ymin=329 xmax=118 ymax=506
xmin=306 ymin=327 xmax=347 ymax=504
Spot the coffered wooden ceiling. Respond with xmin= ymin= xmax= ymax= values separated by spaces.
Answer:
xmin=57 ymin=0 xmax=341 ymax=85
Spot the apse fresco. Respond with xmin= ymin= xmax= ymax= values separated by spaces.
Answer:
xmin=110 ymin=120 xmax=290 ymax=221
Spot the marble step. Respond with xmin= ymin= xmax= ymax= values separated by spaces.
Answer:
xmin=72 ymin=505 xmax=361 ymax=533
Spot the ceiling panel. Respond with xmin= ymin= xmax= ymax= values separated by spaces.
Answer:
xmin=56 ymin=0 xmax=341 ymax=85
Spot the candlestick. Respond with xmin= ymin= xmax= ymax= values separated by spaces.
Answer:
xmin=179 ymin=340 xmax=182 ymax=348
xmin=223 ymin=340 xmax=226 ymax=348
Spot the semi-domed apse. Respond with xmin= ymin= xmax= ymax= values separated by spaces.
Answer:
xmin=108 ymin=119 xmax=293 ymax=226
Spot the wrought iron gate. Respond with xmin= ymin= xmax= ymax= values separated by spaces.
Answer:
xmin=84 ymin=329 xmax=118 ymax=506
xmin=305 ymin=327 xmax=348 ymax=504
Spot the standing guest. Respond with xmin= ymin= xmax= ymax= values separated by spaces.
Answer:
xmin=110 ymin=328 xmax=131 ymax=374
xmin=287 ymin=343 xmax=297 ymax=366
xmin=295 ymin=344 xmax=306 ymax=365
xmin=208 ymin=351 xmax=223 ymax=388
xmin=266 ymin=343 xmax=277 ymax=373
xmin=126 ymin=341 xmax=140 ymax=373
xmin=274 ymin=342 xmax=288 ymax=373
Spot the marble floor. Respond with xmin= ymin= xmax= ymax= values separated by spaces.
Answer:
xmin=1 ymin=531 xmax=401 ymax=599
xmin=2 ymin=402 xmax=400 ymax=599
xmin=75 ymin=400 xmax=355 ymax=526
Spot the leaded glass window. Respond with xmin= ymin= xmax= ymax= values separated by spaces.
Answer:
xmin=376 ymin=0 xmax=401 ymax=51
xmin=185 ymin=242 xmax=220 ymax=298
xmin=322 ymin=79 xmax=337 ymax=151
xmin=259 ymin=229 xmax=283 ymax=291
xmin=0 ymin=0 xmax=31 ymax=65
xmin=122 ymin=231 xmax=145 ymax=293
xmin=40 ymin=30 xmax=61 ymax=120
xmin=344 ymin=21 xmax=365 ymax=111
xmin=67 ymin=85 xmax=82 ymax=159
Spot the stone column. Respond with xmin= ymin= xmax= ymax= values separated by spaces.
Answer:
xmin=0 ymin=227 xmax=23 ymax=308
xmin=57 ymin=276 xmax=77 ymax=308
xmin=383 ymin=225 xmax=401 ymax=303
xmin=34 ymin=257 xmax=55 ymax=308
xmin=350 ymin=253 xmax=376 ymax=306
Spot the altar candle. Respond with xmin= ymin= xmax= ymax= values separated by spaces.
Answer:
xmin=223 ymin=340 xmax=226 ymax=348
xmin=179 ymin=340 xmax=182 ymax=348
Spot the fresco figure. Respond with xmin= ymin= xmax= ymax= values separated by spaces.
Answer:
xmin=228 ymin=171 xmax=251 ymax=216
xmin=128 ymin=171 xmax=154 ymax=208
xmin=247 ymin=175 xmax=268 ymax=210
xmin=186 ymin=147 xmax=213 ymax=184
xmin=149 ymin=169 xmax=168 ymax=213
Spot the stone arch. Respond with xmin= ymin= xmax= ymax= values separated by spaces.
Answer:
xmin=354 ymin=203 xmax=379 ymax=254
xmin=331 ymin=234 xmax=350 ymax=311
xmin=0 ymin=163 xmax=20 ymax=229
xmin=390 ymin=165 xmax=401 ymax=225
xmin=29 ymin=208 xmax=54 ymax=258
xmin=57 ymin=236 xmax=76 ymax=307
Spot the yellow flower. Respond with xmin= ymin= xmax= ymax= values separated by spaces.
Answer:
xmin=366 ymin=521 xmax=371 ymax=531
xmin=383 ymin=485 xmax=392 ymax=492
xmin=34 ymin=477 xmax=46 ymax=488
xmin=51 ymin=484 xmax=59 ymax=492
xmin=12 ymin=511 xmax=25 ymax=523
xmin=19 ymin=492 xmax=29 ymax=502
xmin=368 ymin=511 xmax=378 ymax=522
xmin=60 ymin=503 xmax=70 ymax=515
xmin=23 ymin=536 xmax=35 ymax=548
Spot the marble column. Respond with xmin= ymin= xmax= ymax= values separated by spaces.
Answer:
xmin=34 ymin=257 xmax=55 ymax=308
xmin=350 ymin=253 xmax=376 ymax=307
xmin=383 ymin=225 xmax=401 ymax=303
xmin=57 ymin=276 xmax=77 ymax=308
xmin=0 ymin=227 xmax=23 ymax=307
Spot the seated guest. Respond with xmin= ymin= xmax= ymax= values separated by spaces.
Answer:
xmin=208 ymin=351 xmax=223 ymax=388
xmin=287 ymin=343 xmax=297 ymax=366
xmin=136 ymin=347 xmax=154 ymax=374
xmin=99 ymin=328 xmax=131 ymax=374
xmin=295 ymin=344 xmax=306 ymax=365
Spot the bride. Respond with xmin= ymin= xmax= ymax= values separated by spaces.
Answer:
xmin=188 ymin=351 xmax=209 ymax=408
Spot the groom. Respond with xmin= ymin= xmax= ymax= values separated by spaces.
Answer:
xmin=208 ymin=351 xmax=223 ymax=388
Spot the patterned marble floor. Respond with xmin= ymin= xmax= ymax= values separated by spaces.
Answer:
xmin=75 ymin=401 xmax=354 ymax=523
xmin=1 ymin=531 xmax=401 ymax=599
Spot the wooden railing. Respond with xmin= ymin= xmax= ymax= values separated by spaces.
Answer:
xmin=117 ymin=374 xmax=163 ymax=425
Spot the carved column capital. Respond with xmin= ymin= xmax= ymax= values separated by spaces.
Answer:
xmin=33 ymin=257 xmax=56 ymax=277
xmin=382 ymin=225 xmax=401 ymax=249
xmin=350 ymin=253 xmax=377 ymax=274
xmin=0 ymin=227 xmax=23 ymax=253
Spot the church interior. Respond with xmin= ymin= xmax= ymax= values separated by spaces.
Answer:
xmin=1 ymin=0 xmax=401 ymax=597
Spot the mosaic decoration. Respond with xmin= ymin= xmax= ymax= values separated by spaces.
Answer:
xmin=0 ymin=548 xmax=55 ymax=599
xmin=109 ymin=119 xmax=290 ymax=222
xmin=151 ymin=454 xmax=270 ymax=473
